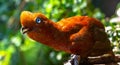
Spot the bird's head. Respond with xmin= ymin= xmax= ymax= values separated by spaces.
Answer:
xmin=20 ymin=11 xmax=49 ymax=34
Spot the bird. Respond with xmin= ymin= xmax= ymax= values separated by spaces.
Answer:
xmin=20 ymin=11 xmax=115 ymax=64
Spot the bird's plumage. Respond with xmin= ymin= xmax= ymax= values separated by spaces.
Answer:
xmin=20 ymin=11 xmax=114 ymax=59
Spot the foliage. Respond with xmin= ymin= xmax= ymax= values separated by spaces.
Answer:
xmin=0 ymin=0 xmax=119 ymax=65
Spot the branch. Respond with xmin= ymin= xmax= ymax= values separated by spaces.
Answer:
xmin=64 ymin=54 xmax=120 ymax=65
xmin=88 ymin=54 xmax=120 ymax=64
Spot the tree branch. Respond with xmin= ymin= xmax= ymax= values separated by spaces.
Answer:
xmin=64 ymin=54 xmax=120 ymax=65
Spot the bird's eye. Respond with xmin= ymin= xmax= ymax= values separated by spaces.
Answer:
xmin=35 ymin=17 xmax=42 ymax=24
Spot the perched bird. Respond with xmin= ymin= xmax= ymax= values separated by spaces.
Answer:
xmin=20 ymin=11 xmax=115 ymax=62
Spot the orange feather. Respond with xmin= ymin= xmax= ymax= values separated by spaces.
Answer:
xmin=20 ymin=11 xmax=114 ymax=59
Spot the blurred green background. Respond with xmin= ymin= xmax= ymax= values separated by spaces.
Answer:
xmin=0 ymin=0 xmax=120 ymax=65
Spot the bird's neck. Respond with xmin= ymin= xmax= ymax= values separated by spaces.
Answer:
xmin=28 ymin=20 xmax=69 ymax=52
xmin=38 ymin=20 xmax=62 ymax=44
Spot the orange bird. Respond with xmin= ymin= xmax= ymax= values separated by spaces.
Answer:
xmin=20 ymin=11 xmax=115 ymax=60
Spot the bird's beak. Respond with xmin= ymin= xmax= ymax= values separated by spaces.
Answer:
xmin=21 ymin=26 xmax=30 ymax=34
xmin=20 ymin=11 xmax=33 ymax=34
